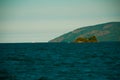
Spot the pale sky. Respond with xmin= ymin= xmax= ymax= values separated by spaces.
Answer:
xmin=0 ymin=0 xmax=120 ymax=43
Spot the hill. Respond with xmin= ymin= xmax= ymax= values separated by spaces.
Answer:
xmin=49 ymin=22 xmax=120 ymax=42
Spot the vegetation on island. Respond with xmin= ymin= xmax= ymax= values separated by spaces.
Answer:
xmin=74 ymin=36 xmax=97 ymax=43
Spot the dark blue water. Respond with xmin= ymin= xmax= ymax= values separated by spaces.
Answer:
xmin=0 ymin=42 xmax=120 ymax=80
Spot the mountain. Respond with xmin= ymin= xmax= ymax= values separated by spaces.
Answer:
xmin=49 ymin=22 xmax=120 ymax=42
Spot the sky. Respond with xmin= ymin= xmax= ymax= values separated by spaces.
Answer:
xmin=0 ymin=0 xmax=120 ymax=43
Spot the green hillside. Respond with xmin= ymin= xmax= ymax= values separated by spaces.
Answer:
xmin=49 ymin=22 xmax=120 ymax=42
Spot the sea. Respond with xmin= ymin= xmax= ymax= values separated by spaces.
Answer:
xmin=0 ymin=42 xmax=120 ymax=80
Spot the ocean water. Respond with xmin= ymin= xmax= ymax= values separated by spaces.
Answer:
xmin=0 ymin=42 xmax=120 ymax=80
